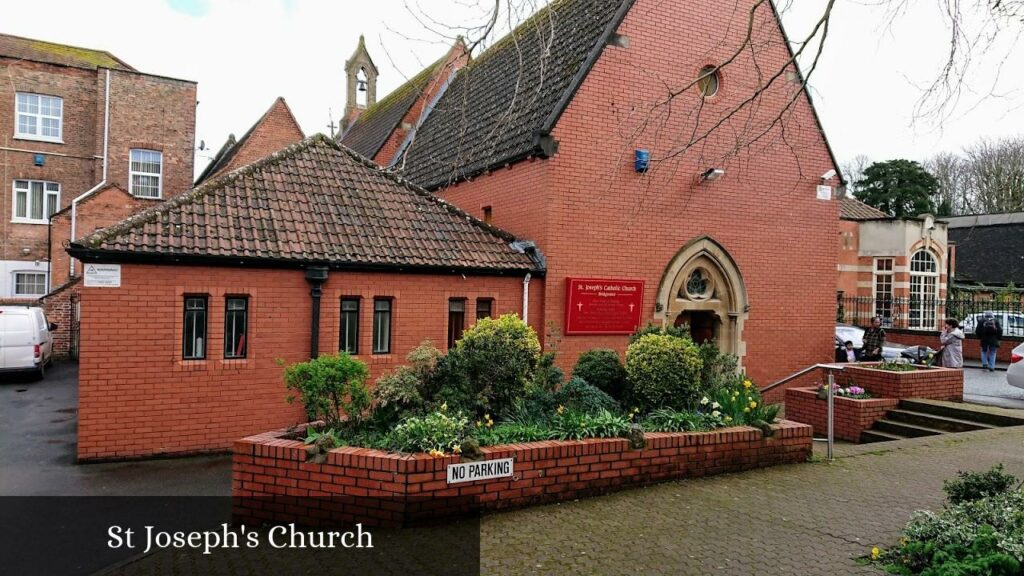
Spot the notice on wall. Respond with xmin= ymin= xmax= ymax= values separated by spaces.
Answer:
xmin=447 ymin=458 xmax=514 ymax=484
xmin=816 ymin=185 xmax=833 ymax=201
xmin=84 ymin=264 xmax=121 ymax=288
xmin=564 ymin=278 xmax=645 ymax=335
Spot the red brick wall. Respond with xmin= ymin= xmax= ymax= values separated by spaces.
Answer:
xmin=40 ymin=278 xmax=79 ymax=358
xmin=206 ymin=98 xmax=304 ymax=180
xmin=886 ymin=330 xmax=1024 ymax=363
xmin=77 ymin=264 xmax=542 ymax=460
xmin=844 ymin=365 xmax=963 ymax=401
xmin=232 ymin=421 xmax=812 ymax=526
xmin=785 ymin=387 xmax=898 ymax=442
xmin=437 ymin=0 xmax=839 ymax=383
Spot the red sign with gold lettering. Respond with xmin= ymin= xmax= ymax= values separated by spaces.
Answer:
xmin=565 ymin=278 xmax=645 ymax=335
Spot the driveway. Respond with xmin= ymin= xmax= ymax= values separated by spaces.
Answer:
xmin=0 ymin=361 xmax=230 ymax=496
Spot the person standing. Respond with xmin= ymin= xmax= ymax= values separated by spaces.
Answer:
xmin=939 ymin=318 xmax=964 ymax=368
xmin=861 ymin=316 xmax=886 ymax=361
xmin=976 ymin=311 xmax=1003 ymax=372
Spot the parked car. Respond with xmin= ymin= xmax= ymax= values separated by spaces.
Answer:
xmin=1007 ymin=342 xmax=1024 ymax=390
xmin=960 ymin=312 xmax=1024 ymax=338
xmin=0 ymin=306 xmax=57 ymax=379
xmin=835 ymin=324 xmax=936 ymax=363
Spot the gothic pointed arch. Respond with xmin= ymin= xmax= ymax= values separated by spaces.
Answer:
xmin=654 ymin=236 xmax=750 ymax=367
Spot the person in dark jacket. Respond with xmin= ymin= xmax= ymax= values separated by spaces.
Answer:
xmin=861 ymin=316 xmax=886 ymax=361
xmin=976 ymin=311 xmax=1003 ymax=372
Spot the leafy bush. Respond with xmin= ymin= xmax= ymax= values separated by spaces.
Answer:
xmin=572 ymin=349 xmax=627 ymax=399
xmin=624 ymin=333 xmax=703 ymax=412
xmin=554 ymin=377 xmax=620 ymax=415
xmin=628 ymin=322 xmax=689 ymax=344
xmin=304 ymin=426 xmax=342 ymax=448
xmin=943 ymin=464 xmax=1017 ymax=505
xmin=283 ymin=353 xmax=371 ymax=430
xmin=386 ymin=409 xmax=468 ymax=455
xmin=641 ymin=408 xmax=722 ymax=432
xmin=549 ymin=409 xmax=631 ymax=440
xmin=501 ymin=386 xmax=557 ymax=425
xmin=533 ymin=352 xmax=564 ymax=393
xmin=697 ymin=342 xmax=740 ymax=392
xmin=372 ymin=341 xmax=443 ymax=425
xmin=449 ymin=314 xmax=541 ymax=416
xmin=472 ymin=422 xmax=551 ymax=446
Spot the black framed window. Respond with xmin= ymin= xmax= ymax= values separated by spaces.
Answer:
xmin=476 ymin=298 xmax=493 ymax=321
xmin=183 ymin=296 xmax=207 ymax=360
xmin=448 ymin=299 xmax=466 ymax=349
xmin=224 ymin=297 xmax=248 ymax=359
xmin=340 ymin=298 xmax=360 ymax=354
xmin=372 ymin=298 xmax=392 ymax=354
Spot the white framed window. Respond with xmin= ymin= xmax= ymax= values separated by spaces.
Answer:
xmin=13 ymin=272 xmax=47 ymax=297
xmin=15 ymin=93 xmax=63 ymax=142
xmin=12 ymin=180 xmax=60 ymax=223
xmin=909 ymin=250 xmax=939 ymax=330
xmin=873 ymin=258 xmax=894 ymax=325
xmin=130 ymin=149 xmax=163 ymax=198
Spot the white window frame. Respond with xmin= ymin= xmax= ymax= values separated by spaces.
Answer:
xmin=909 ymin=250 xmax=939 ymax=330
xmin=12 ymin=271 xmax=48 ymax=297
xmin=15 ymin=92 xmax=63 ymax=143
xmin=12 ymin=180 xmax=60 ymax=224
xmin=129 ymin=149 xmax=163 ymax=198
xmin=873 ymin=258 xmax=894 ymax=326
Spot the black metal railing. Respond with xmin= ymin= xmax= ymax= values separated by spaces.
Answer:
xmin=837 ymin=295 xmax=1024 ymax=336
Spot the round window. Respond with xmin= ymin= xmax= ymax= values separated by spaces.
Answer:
xmin=697 ymin=66 xmax=720 ymax=98
xmin=684 ymin=268 xmax=713 ymax=300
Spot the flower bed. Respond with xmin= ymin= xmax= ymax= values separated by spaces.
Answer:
xmin=232 ymin=420 xmax=812 ymax=527
xmin=844 ymin=364 xmax=963 ymax=401
xmin=785 ymin=387 xmax=899 ymax=442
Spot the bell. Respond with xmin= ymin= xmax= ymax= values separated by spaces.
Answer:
xmin=357 ymin=79 xmax=367 ymax=92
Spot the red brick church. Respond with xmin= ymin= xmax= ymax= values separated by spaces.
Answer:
xmin=72 ymin=0 xmax=842 ymax=460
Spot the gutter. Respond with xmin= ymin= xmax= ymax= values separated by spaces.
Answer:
xmin=304 ymin=267 xmax=329 ymax=359
xmin=69 ymin=68 xmax=111 ymax=278
xmin=522 ymin=273 xmax=532 ymax=322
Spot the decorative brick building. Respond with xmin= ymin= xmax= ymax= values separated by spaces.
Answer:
xmin=72 ymin=0 xmax=845 ymax=459
xmin=0 ymin=33 xmax=196 ymax=358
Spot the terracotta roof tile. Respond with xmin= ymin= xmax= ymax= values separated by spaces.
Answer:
xmin=70 ymin=135 xmax=540 ymax=273
xmin=840 ymin=196 xmax=890 ymax=220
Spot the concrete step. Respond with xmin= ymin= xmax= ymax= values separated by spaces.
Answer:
xmin=860 ymin=429 xmax=906 ymax=443
xmin=872 ymin=419 xmax=945 ymax=438
xmin=884 ymin=409 xmax=995 ymax=433
xmin=898 ymin=399 xmax=1024 ymax=428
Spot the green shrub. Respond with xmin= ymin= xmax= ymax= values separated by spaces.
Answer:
xmin=449 ymin=314 xmax=541 ymax=416
xmin=628 ymin=322 xmax=689 ymax=344
xmin=554 ymin=376 xmax=620 ymax=415
xmin=386 ymin=409 xmax=468 ymax=454
xmin=572 ymin=349 xmax=627 ymax=399
xmin=283 ymin=353 xmax=371 ymax=430
xmin=641 ymin=408 xmax=722 ymax=432
xmin=501 ymin=386 xmax=557 ymax=425
xmin=372 ymin=341 xmax=443 ymax=426
xmin=549 ymin=409 xmax=631 ymax=441
xmin=472 ymin=422 xmax=551 ymax=446
xmin=943 ymin=464 xmax=1017 ymax=505
xmin=711 ymin=376 xmax=776 ymax=428
xmin=533 ymin=352 xmax=564 ymax=393
xmin=303 ymin=426 xmax=343 ymax=448
xmin=697 ymin=342 xmax=739 ymax=392
xmin=624 ymin=333 xmax=703 ymax=412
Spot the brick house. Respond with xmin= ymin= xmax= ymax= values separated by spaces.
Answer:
xmin=0 ymin=32 xmax=195 ymax=353
xmin=836 ymin=196 xmax=951 ymax=331
xmin=68 ymin=135 xmax=543 ymax=460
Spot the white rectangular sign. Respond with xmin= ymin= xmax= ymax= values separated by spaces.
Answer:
xmin=447 ymin=458 xmax=514 ymax=484
xmin=816 ymin=184 xmax=833 ymax=201
xmin=84 ymin=264 xmax=121 ymax=287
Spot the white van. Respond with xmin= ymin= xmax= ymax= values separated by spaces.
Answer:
xmin=0 ymin=306 xmax=56 ymax=378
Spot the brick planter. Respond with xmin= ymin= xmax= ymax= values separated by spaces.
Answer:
xmin=232 ymin=421 xmax=812 ymax=527
xmin=844 ymin=364 xmax=963 ymax=401
xmin=785 ymin=387 xmax=899 ymax=442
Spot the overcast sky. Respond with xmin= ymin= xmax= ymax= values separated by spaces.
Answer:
xmin=5 ymin=0 xmax=1023 ymax=177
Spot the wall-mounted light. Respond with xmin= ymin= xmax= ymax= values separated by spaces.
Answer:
xmin=700 ymin=168 xmax=725 ymax=182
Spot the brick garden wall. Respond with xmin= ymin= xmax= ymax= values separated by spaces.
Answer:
xmin=844 ymin=365 xmax=963 ymax=401
xmin=77 ymin=263 xmax=543 ymax=461
xmin=232 ymin=421 xmax=812 ymax=527
xmin=784 ymin=387 xmax=898 ymax=442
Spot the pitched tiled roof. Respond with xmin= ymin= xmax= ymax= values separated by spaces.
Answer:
xmin=840 ymin=196 xmax=890 ymax=220
xmin=195 ymin=97 xmax=305 ymax=185
xmin=340 ymin=57 xmax=445 ymax=160
xmin=70 ymin=134 xmax=540 ymax=273
xmin=398 ymin=0 xmax=631 ymax=189
xmin=949 ymin=223 xmax=1024 ymax=286
xmin=0 ymin=32 xmax=134 ymax=71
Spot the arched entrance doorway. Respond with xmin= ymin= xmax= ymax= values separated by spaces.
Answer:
xmin=654 ymin=237 xmax=749 ymax=367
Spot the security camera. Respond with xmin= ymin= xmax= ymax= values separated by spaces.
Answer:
xmin=821 ymin=169 xmax=837 ymax=181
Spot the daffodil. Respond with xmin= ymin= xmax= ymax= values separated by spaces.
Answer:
xmin=744 ymin=407 xmax=751 ymax=413
xmin=700 ymin=396 xmax=710 ymax=405
xmin=712 ymin=402 xmax=721 ymax=409
xmin=749 ymin=401 xmax=757 ymax=409
xmin=453 ymin=445 xmax=462 ymax=454
xmin=429 ymin=449 xmax=444 ymax=458
xmin=633 ymin=407 xmax=640 ymax=414
xmin=724 ymin=416 xmax=732 ymax=423
xmin=711 ymin=410 xmax=721 ymax=418
xmin=557 ymin=405 xmax=566 ymax=415
xmin=476 ymin=420 xmax=482 ymax=428
xmin=440 ymin=402 xmax=448 ymax=412
xmin=871 ymin=547 xmax=881 ymax=561
xmin=743 ymin=379 xmax=753 ymax=389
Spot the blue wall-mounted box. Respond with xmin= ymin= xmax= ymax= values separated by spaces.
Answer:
xmin=634 ymin=149 xmax=650 ymax=173
xmin=34 ymin=154 xmax=45 ymax=166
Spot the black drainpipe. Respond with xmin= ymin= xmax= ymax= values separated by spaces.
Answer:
xmin=304 ymin=266 xmax=329 ymax=359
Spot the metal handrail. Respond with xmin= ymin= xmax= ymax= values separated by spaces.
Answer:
xmin=760 ymin=362 xmax=845 ymax=395
xmin=760 ymin=363 xmax=847 ymax=462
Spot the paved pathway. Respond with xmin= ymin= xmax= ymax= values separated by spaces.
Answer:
xmin=963 ymin=365 xmax=1024 ymax=409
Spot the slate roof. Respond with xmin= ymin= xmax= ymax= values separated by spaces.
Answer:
xmin=69 ymin=134 xmax=541 ymax=273
xmin=398 ymin=0 xmax=632 ymax=189
xmin=340 ymin=57 xmax=445 ymax=160
xmin=840 ymin=196 xmax=890 ymax=220
xmin=0 ymin=32 xmax=134 ymax=71
xmin=948 ymin=223 xmax=1024 ymax=286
